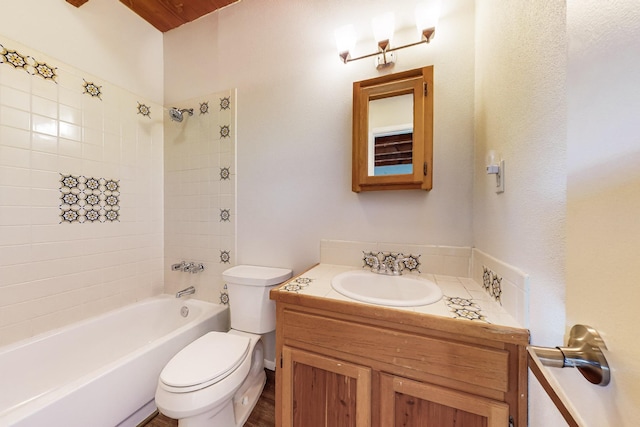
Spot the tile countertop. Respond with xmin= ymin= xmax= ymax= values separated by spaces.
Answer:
xmin=272 ymin=264 xmax=523 ymax=329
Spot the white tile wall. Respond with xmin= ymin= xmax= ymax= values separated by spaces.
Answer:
xmin=164 ymin=92 xmax=236 ymax=304
xmin=0 ymin=36 xmax=164 ymax=346
xmin=471 ymin=248 xmax=530 ymax=327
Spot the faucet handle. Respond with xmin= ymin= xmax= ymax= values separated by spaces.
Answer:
xmin=171 ymin=261 xmax=187 ymax=271
xmin=391 ymin=256 xmax=411 ymax=275
xmin=188 ymin=263 xmax=205 ymax=274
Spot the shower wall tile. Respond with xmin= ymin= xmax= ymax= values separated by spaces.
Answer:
xmin=0 ymin=35 xmax=164 ymax=347
xmin=164 ymin=89 xmax=236 ymax=303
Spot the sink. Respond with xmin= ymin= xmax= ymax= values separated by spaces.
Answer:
xmin=330 ymin=270 xmax=442 ymax=307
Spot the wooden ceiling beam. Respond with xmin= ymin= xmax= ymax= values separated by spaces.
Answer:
xmin=66 ymin=0 xmax=89 ymax=6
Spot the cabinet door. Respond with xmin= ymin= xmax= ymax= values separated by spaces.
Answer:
xmin=380 ymin=373 xmax=509 ymax=427
xmin=282 ymin=346 xmax=371 ymax=427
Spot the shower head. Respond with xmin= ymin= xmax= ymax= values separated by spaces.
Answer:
xmin=168 ymin=107 xmax=194 ymax=122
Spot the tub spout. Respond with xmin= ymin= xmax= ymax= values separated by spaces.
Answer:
xmin=176 ymin=286 xmax=196 ymax=298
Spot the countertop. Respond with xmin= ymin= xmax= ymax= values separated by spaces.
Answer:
xmin=271 ymin=263 xmax=524 ymax=330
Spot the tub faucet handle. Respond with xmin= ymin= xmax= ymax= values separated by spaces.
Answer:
xmin=171 ymin=261 xmax=187 ymax=271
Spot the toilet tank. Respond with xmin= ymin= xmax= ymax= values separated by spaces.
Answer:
xmin=222 ymin=265 xmax=292 ymax=334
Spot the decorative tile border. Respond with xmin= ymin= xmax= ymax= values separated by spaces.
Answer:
xmin=59 ymin=174 xmax=120 ymax=223
xmin=362 ymin=251 xmax=421 ymax=273
xmin=282 ymin=277 xmax=313 ymax=292
xmin=0 ymin=43 xmax=58 ymax=82
xmin=220 ymin=250 xmax=231 ymax=264
xmin=482 ymin=266 xmax=503 ymax=303
xmin=220 ymin=167 xmax=230 ymax=180
xmin=83 ymin=80 xmax=103 ymax=99
xmin=444 ymin=296 xmax=489 ymax=323
xmin=137 ymin=102 xmax=151 ymax=118
xmin=219 ymin=285 xmax=229 ymax=305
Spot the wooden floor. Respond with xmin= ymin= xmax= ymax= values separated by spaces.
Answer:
xmin=142 ymin=369 xmax=275 ymax=427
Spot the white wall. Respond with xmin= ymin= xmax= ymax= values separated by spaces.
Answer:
xmin=164 ymin=0 xmax=476 ymax=274
xmin=0 ymin=1 xmax=164 ymax=346
xmin=1 ymin=0 xmax=163 ymax=104
xmin=473 ymin=1 xmax=567 ymax=425
xmin=564 ymin=0 xmax=640 ymax=424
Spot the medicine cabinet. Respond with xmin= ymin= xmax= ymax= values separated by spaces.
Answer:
xmin=352 ymin=66 xmax=433 ymax=192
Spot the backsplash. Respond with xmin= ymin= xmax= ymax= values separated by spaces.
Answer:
xmin=320 ymin=240 xmax=528 ymax=326
xmin=0 ymin=35 xmax=164 ymax=346
xmin=320 ymin=239 xmax=471 ymax=277
xmin=472 ymin=249 xmax=529 ymax=327
xmin=164 ymin=90 xmax=236 ymax=304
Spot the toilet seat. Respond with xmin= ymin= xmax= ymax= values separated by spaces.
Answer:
xmin=159 ymin=332 xmax=250 ymax=393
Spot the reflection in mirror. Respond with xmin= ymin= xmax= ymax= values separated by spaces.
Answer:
xmin=368 ymin=94 xmax=413 ymax=176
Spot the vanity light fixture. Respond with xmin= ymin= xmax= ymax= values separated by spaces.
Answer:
xmin=335 ymin=1 xmax=440 ymax=69
xmin=486 ymin=150 xmax=505 ymax=194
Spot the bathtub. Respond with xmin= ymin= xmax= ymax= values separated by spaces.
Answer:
xmin=0 ymin=295 xmax=229 ymax=427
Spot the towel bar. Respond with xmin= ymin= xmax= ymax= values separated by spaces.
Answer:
xmin=529 ymin=324 xmax=610 ymax=386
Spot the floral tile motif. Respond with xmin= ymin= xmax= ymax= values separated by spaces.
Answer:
xmin=59 ymin=174 xmax=120 ymax=223
xmin=220 ymin=167 xmax=230 ymax=180
xmin=482 ymin=266 xmax=503 ymax=303
xmin=444 ymin=296 xmax=489 ymax=323
xmin=220 ymin=209 xmax=230 ymax=222
xmin=0 ymin=43 xmax=58 ymax=82
xmin=282 ymin=277 xmax=313 ymax=293
xmin=362 ymin=251 xmax=421 ymax=273
xmin=199 ymin=101 xmax=209 ymax=115
xmin=220 ymin=125 xmax=230 ymax=139
xmin=220 ymin=286 xmax=229 ymax=305
xmin=220 ymin=250 xmax=231 ymax=264
xmin=137 ymin=102 xmax=151 ymax=118
xmin=220 ymin=96 xmax=230 ymax=110
xmin=83 ymin=80 xmax=102 ymax=99
xmin=33 ymin=61 xmax=57 ymax=81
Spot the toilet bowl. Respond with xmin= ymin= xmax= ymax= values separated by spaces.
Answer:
xmin=155 ymin=265 xmax=292 ymax=427
xmin=155 ymin=330 xmax=264 ymax=427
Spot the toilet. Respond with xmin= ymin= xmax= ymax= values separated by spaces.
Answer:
xmin=155 ymin=265 xmax=292 ymax=427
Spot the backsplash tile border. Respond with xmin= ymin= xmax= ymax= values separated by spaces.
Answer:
xmin=472 ymin=249 xmax=529 ymax=328
xmin=362 ymin=251 xmax=421 ymax=273
xmin=321 ymin=239 xmax=470 ymax=277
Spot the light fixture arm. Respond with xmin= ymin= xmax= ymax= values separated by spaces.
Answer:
xmin=340 ymin=27 xmax=435 ymax=64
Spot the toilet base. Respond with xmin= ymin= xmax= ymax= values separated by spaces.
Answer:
xmin=175 ymin=369 xmax=266 ymax=427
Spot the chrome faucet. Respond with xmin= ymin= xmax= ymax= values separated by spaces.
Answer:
xmin=365 ymin=254 xmax=409 ymax=276
xmin=176 ymin=286 xmax=196 ymax=298
xmin=171 ymin=261 xmax=205 ymax=274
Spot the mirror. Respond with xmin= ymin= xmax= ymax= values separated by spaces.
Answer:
xmin=352 ymin=66 xmax=433 ymax=192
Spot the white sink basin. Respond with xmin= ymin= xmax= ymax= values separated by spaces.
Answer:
xmin=331 ymin=270 xmax=442 ymax=307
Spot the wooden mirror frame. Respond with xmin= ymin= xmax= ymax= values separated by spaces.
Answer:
xmin=352 ymin=66 xmax=433 ymax=192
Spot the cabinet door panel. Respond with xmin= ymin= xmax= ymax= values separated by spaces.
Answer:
xmin=381 ymin=374 xmax=507 ymax=427
xmin=283 ymin=346 xmax=371 ymax=427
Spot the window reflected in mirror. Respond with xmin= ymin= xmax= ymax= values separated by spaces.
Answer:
xmin=368 ymin=93 xmax=413 ymax=176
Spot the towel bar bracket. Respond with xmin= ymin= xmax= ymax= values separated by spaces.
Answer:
xmin=530 ymin=324 xmax=610 ymax=386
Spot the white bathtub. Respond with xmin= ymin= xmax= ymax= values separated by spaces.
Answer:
xmin=0 ymin=295 xmax=229 ymax=427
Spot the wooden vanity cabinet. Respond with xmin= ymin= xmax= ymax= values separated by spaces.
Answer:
xmin=271 ymin=293 xmax=529 ymax=427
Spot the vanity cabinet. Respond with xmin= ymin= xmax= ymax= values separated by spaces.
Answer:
xmin=271 ymin=291 xmax=529 ymax=427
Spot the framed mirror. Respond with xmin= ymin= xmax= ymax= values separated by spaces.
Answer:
xmin=352 ymin=66 xmax=433 ymax=192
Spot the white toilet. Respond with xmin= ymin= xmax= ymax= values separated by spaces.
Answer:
xmin=155 ymin=265 xmax=292 ymax=427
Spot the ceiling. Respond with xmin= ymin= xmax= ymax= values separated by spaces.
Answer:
xmin=66 ymin=0 xmax=240 ymax=32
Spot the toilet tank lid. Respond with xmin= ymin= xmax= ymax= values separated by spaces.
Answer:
xmin=222 ymin=265 xmax=292 ymax=286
